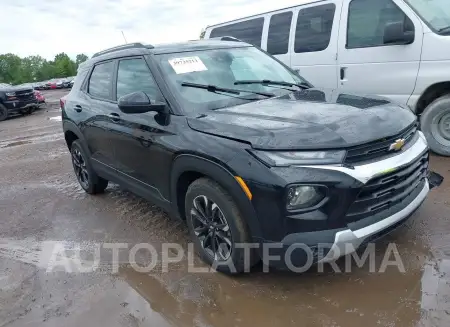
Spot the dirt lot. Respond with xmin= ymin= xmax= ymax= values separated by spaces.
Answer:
xmin=1 ymin=89 xmax=450 ymax=327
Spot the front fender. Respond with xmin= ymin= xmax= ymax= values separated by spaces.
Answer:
xmin=170 ymin=154 xmax=262 ymax=239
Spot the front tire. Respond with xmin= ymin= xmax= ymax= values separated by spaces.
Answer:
xmin=420 ymin=95 xmax=450 ymax=156
xmin=185 ymin=178 xmax=258 ymax=274
xmin=70 ymin=140 xmax=108 ymax=194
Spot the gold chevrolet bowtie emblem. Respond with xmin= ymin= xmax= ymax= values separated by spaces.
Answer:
xmin=389 ymin=138 xmax=406 ymax=152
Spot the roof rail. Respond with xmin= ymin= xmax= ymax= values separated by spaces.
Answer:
xmin=210 ymin=36 xmax=242 ymax=42
xmin=92 ymin=42 xmax=154 ymax=58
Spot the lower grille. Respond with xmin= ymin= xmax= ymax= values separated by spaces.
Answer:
xmin=346 ymin=152 xmax=429 ymax=223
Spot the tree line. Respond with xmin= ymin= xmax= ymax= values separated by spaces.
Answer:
xmin=0 ymin=53 xmax=89 ymax=85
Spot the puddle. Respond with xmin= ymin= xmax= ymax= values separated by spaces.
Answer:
xmin=50 ymin=116 xmax=62 ymax=122
xmin=0 ymin=133 xmax=64 ymax=148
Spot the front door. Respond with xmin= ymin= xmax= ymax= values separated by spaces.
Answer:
xmin=337 ymin=0 xmax=423 ymax=105
xmin=109 ymin=57 xmax=174 ymax=202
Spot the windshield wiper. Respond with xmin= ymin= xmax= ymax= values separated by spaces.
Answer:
xmin=234 ymin=79 xmax=311 ymax=90
xmin=438 ymin=26 xmax=450 ymax=34
xmin=181 ymin=82 xmax=274 ymax=97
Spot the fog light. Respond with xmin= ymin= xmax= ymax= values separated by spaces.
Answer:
xmin=286 ymin=185 xmax=326 ymax=210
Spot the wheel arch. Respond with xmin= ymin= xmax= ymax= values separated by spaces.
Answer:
xmin=416 ymin=82 xmax=450 ymax=116
xmin=63 ymin=121 xmax=90 ymax=155
xmin=170 ymin=154 xmax=262 ymax=239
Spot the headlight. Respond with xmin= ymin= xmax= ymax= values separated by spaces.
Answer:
xmin=286 ymin=185 xmax=327 ymax=210
xmin=251 ymin=150 xmax=345 ymax=166
xmin=5 ymin=92 xmax=16 ymax=96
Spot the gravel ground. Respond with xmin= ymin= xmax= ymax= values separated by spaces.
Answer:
xmin=0 ymin=89 xmax=450 ymax=327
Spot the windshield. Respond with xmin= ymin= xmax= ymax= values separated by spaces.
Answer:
xmin=156 ymin=46 xmax=309 ymax=112
xmin=405 ymin=0 xmax=450 ymax=33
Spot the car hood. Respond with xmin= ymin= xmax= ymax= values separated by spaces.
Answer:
xmin=186 ymin=89 xmax=417 ymax=150
xmin=0 ymin=85 xmax=34 ymax=93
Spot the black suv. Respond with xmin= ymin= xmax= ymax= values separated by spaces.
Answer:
xmin=0 ymin=83 xmax=38 ymax=121
xmin=63 ymin=40 xmax=435 ymax=273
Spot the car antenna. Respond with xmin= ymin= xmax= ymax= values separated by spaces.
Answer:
xmin=121 ymin=31 xmax=128 ymax=44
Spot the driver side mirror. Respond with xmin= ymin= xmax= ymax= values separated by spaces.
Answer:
xmin=118 ymin=91 xmax=166 ymax=114
xmin=383 ymin=21 xmax=415 ymax=45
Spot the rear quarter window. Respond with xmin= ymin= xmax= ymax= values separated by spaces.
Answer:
xmin=88 ymin=61 xmax=115 ymax=100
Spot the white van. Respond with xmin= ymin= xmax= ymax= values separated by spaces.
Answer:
xmin=203 ymin=0 xmax=450 ymax=156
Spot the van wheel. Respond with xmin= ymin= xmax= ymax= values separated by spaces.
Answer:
xmin=70 ymin=140 xmax=108 ymax=194
xmin=421 ymin=95 xmax=450 ymax=156
xmin=185 ymin=178 xmax=258 ymax=274
xmin=0 ymin=104 xmax=8 ymax=122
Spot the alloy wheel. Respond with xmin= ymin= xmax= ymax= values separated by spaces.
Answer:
xmin=72 ymin=148 xmax=89 ymax=189
xmin=190 ymin=195 xmax=233 ymax=261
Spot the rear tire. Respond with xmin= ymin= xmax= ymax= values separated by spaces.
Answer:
xmin=0 ymin=104 xmax=8 ymax=122
xmin=185 ymin=177 xmax=259 ymax=274
xmin=421 ymin=95 xmax=450 ymax=156
xmin=70 ymin=140 xmax=108 ymax=194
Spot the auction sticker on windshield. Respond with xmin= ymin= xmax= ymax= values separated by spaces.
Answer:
xmin=168 ymin=56 xmax=208 ymax=74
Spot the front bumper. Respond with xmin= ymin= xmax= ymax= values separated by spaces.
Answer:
xmin=4 ymin=100 xmax=38 ymax=112
xmin=257 ymin=132 xmax=432 ymax=267
xmin=319 ymin=179 xmax=428 ymax=263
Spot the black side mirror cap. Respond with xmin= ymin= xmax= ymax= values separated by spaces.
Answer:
xmin=383 ymin=21 xmax=415 ymax=45
xmin=118 ymin=91 xmax=166 ymax=114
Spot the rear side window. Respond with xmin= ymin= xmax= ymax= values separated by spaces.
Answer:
xmin=294 ymin=3 xmax=336 ymax=53
xmin=116 ymin=58 xmax=161 ymax=100
xmin=210 ymin=18 xmax=264 ymax=46
xmin=88 ymin=61 xmax=114 ymax=100
xmin=347 ymin=0 xmax=413 ymax=49
xmin=267 ymin=11 xmax=293 ymax=55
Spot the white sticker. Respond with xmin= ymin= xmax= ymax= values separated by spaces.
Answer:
xmin=168 ymin=56 xmax=208 ymax=74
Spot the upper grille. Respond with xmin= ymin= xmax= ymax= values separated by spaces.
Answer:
xmin=15 ymin=89 xmax=35 ymax=101
xmin=345 ymin=123 xmax=418 ymax=164
xmin=346 ymin=152 xmax=428 ymax=223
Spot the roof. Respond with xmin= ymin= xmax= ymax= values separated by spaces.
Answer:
xmin=149 ymin=39 xmax=251 ymax=54
xmin=87 ymin=39 xmax=252 ymax=65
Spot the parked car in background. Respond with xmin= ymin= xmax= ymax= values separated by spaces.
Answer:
xmin=62 ymin=40 xmax=442 ymax=273
xmin=34 ymin=90 xmax=45 ymax=106
xmin=0 ymin=83 xmax=38 ymax=121
xmin=34 ymin=82 xmax=47 ymax=90
xmin=204 ymin=0 xmax=450 ymax=156
xmin=46 ymin=81 xmax=57 ymax=89
xmin=55 ymin=80 xmax=65 ymax=89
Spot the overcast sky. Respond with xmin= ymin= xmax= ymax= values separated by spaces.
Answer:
xmin=1 ymin=0 xmax=304 ymax=60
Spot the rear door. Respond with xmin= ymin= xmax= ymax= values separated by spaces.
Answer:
xmin=337 ymin=0 xmax=423 ymax=105
xmin=80 ymin=60 xmax=119 ymax=168
xmin=290 ymin=1 xmax=341 ymax=89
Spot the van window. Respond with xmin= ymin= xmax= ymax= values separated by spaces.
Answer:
xmin=347 ymin=0 xmax=414 ymax=49
xmin=209 ymin=18 xmax=264 ymax=46
xmin=88 ymin=61 xmax=114 ymax=100
xmin=294 ymin=4 xmax=336 ymax=53
xmin=267 ymin=12 xmax=293 ymax=55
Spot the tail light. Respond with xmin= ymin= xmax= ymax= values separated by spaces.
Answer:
xmin=60 ymin=98 xmax=66 ymax=110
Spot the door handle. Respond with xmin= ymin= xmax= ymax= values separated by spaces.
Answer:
xmin=108 ymin=112 xmax=120 ymax=122
xmin=74 ymin=105 xmax=82 ymax=112
xmin=340 ymin=67 xmax=346 ymax=81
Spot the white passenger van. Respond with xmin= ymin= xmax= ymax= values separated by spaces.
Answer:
xmin=204 ymin=0 xmax=450 ymax=156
